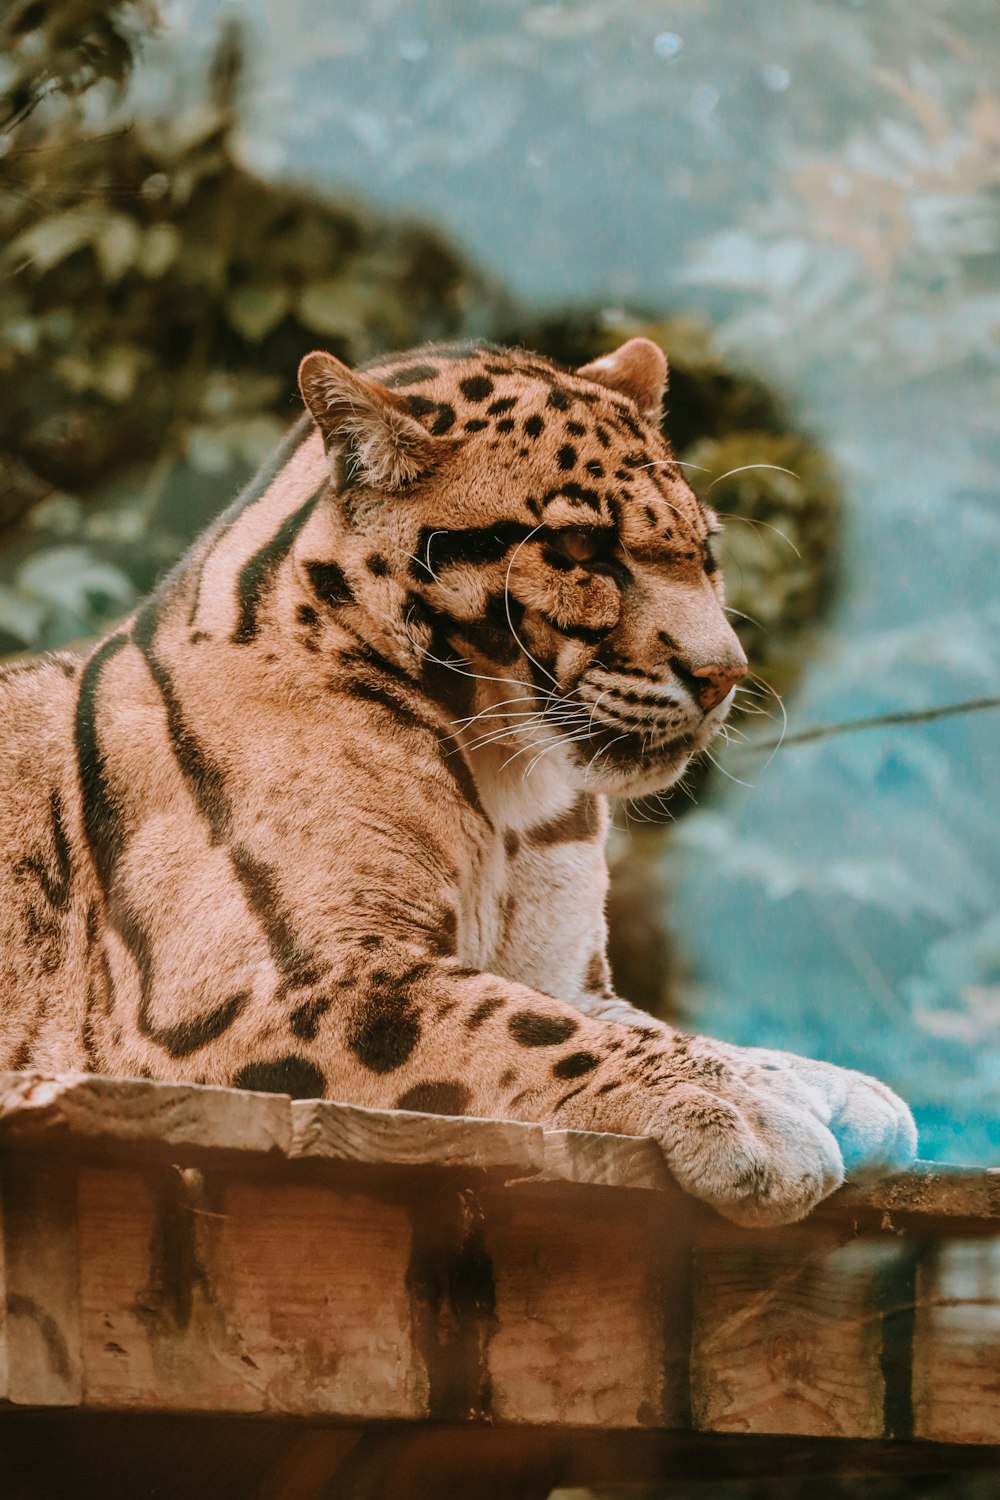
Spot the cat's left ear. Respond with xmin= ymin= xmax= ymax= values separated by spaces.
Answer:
xmin=577 ymin=337 xmax=668 ymax=423
xmin=298 ymin=350 xmax=446 ymax=490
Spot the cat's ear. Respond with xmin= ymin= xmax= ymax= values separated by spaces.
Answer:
xmin=298 ymin=351 xmax=445 ymax=489
xmin=576 ymin=338 xmax=668 ymax=423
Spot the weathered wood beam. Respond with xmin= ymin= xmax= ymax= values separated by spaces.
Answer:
xmin=0 ymin=1069 xmax=997 ymax=1494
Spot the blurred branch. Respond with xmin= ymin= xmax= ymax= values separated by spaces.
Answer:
xmin=743 ymin=695 xmax=1000 ymax=754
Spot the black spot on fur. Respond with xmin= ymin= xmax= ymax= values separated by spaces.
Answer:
xmin=366 ymin=553 xmax=389 ymax=577
xmin=616 ymin=409 xmax=646 ymax=439
xmin=595 ymin=425 xmax=611 ymax=447
xmin=547 ymin=387 xmax=571 ymax=410
xmin=431 ymin=404 xmax=456 ymax=435
xmin=585 ymin=952 xmax=609 ymax=992
xmin=585 ymin=460 xmax=604 ymax=478
xmin=466 ymin=994 xmax=505 ymax=1030
xmin=553 ymin=1051 xmax=599 ymax=1080
xmin=503 ymin=829 xmax=520 ymax=858
xmin=348 ymin=987 xmax=421 ymax=1073
xmin=384 ymin=363 xmax=440 ymax=387
xmin=234 ymin=1055 xmax=324 ymax=1099
xmin=190 ymin=630 xmax=209 ymax=644
xmin=597 ymin=1079 xmax=622 ymax=1094
xmin=495 ymin=418 xmax=515 ymax=433
xmin=523 ymin=415 xmax=544 ymax=438
xmin=557 ymin=445 xmax=577 ymax=471
xmin=566 ymin=420 xmax=586 ymax=436
xmin=396 ymin=1081 xmax=470 ymax=1115
xmin=289 ymin=995 xmax=333 ymax=1041
xmin=297 ymin=602 xmax=319 ymax=625
xmin=464 ymin=418 xmax=488 ymax=432
xmin=542 ymin=481 xmax=601 ymax=513
xmin=508 ymin=1011 xmax=578 ymax=1047
xmin=487 ymin=396 xmax=517 ymax=416
xmin=527 ymin=792 xmax=597 ymax=846
xmin=460 ymin=375 xmax=494 ymax=402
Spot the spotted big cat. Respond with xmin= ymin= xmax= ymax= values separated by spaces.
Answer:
xmin=0 ymin=336 xmax=916 ymax=1225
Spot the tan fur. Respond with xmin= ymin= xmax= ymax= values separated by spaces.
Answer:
xmin=0 ymin=337 xmax=916 ymax=1226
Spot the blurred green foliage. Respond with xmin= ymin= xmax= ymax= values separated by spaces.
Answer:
xmin=0 ymin=0 xmax=156 ymax=132
xmin=0 ymin=10 xmax=839 ymax=1020
xmin=0 ymin=14 xmax=497 ymax=651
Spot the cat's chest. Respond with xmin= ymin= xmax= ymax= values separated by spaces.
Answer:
xmin=455 ymin=805 xmax=609 ymax=1005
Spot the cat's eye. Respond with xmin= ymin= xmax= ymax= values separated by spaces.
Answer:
xmin=555 ymin=528 xmax=603 ymax=564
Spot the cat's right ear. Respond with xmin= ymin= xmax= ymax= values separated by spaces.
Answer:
xmin=298 ymin=351 xmax=445 ymax=490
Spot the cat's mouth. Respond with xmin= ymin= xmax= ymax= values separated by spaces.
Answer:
xmin=559 ymin=698 xmax=729 ymax=797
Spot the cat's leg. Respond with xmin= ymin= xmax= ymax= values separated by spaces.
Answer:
xmin=576 ymin=993 xmax=917 ymax=1187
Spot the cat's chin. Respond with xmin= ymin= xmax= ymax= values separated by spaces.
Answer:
xmin=568 ymin=728 xmax=698 ymax=799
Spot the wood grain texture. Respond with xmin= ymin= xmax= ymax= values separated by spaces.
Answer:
xmin=487 ymin=1191 xmax=676 ymax=1428
xmin=74 ymin=1164 xmax=421 ymax=1417
xmin=0 ymin=1156 xmax=82 ymax=1406
xmin=912 ymin=1237 xmax=1000 ymax=1443
xmin=0 ymin=1071 xmax=998 ymax=1456
xmin=691 ymin=1228 xmax=907 ymax=1439
xmin=0 ymin=1071 xmax=291 ymax=1158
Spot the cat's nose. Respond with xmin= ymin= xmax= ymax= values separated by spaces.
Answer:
xmin=690 ymin=659 xmax=747 ymax=712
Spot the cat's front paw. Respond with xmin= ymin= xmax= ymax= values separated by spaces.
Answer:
xmin=728 ymin=1045 xmax=918 ymax=1183
xmin=646 ymin=1040 xmax=916 ymax=1228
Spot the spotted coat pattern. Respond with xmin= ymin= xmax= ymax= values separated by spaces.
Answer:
xmin=0 ymin=337 xmax=916 ymax=1226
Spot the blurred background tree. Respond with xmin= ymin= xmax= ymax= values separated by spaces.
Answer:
xmin=0 ymin=6 xmax=840 ymax=1021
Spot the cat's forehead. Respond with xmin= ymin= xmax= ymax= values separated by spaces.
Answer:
xmin=365 ymin=341 xmax=707 ymax=535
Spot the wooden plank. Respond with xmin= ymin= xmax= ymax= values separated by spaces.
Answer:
xmin=74 ymin=1163 xmax=423 ymax=1417
xmin=538 ymin=1127 xmax=669 ymax=1191
xmin=913 ymin=1236 xmax=1000 ymax=1444
xmin=832 ymin=1164 xmax=1000 ymax=1224
xmin=0 ymin=1156 xmax=82 ymax=1406
xmin=0 ymin=1071 xmax=291 ymax=1159
xmin=690 ymin=1227 xmax=909 ymax=1440
xmin=487 ymin=1191 xmax=678 ymax=1428
xmin=290 ymin=1098 xmax=544 ymax=1174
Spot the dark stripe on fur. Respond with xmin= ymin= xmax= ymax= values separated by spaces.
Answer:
xmin=133 ymin=600 xmax=231 ymax=837
xmin=16 ymin=789 xmax=72 ymax=911
xmin=187 ymin=412 xmax=313 ymax=627
xmin=134 ymin=603 xmax=319 ymax=988
xmin=229 ymin=848 xmax=320 ymax=988
xmin=343 ymin=678 xmax=488 ymax=824
xmin=231 ymin=480 xmax=327 ymax=644
xmin=74 ymin=634 xmax=130 ymax=891
xmin=411 ymin=521 xmax=534 ymax=579
xmin=526 ymin=792 xmax=597 ymax=846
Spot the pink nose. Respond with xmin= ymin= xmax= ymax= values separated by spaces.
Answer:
xmin=691 ymin=661 xmax=746 ymax=712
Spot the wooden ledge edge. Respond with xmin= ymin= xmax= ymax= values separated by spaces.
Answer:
xmin=0 ymin=1072 xmax=996 ymax=1222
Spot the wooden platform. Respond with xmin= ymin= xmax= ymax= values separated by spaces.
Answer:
xmin=0 ymin=1070 xmax=997 ymax=1498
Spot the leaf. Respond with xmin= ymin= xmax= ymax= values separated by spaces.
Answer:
xmin=226 ymin=284 xmax=290 ymax=342
xmin=296 ymin=278 xmax=367 ymax=337
xmin=95 ymin=213 xmax=140 ymax=284
xmin=139 ymin=223 xmax=180 ymax=279
xmin=7 ymin=209 xmax=99 ymax=274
